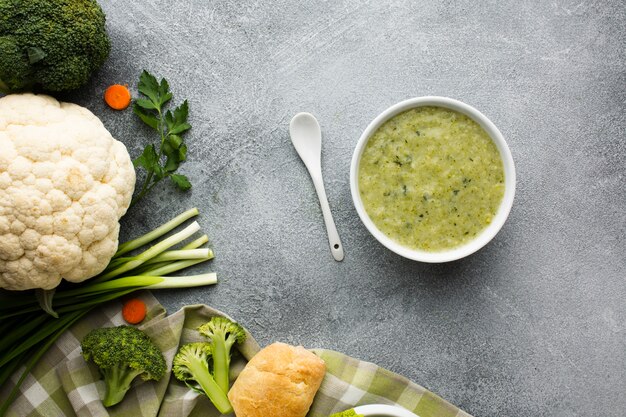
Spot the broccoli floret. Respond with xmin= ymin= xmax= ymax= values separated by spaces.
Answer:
xmin=172 ymin=343 xmax=233 ymax=414
xmin=81 ymin=325 xmax=166 ymax=407
xmin=330 ymin=410 xmax=364 ymax=417
xmin=0 ymin=0 xmax=110 ymax=93
xmin=197 ymin=316 xmax=246 ymax=392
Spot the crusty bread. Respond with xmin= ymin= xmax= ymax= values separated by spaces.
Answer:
xmin=228 ymin=342 xmax=326 ymax=417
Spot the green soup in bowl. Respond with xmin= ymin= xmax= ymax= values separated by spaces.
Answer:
xmin=350 ymin=97 xmax=515 ymax=263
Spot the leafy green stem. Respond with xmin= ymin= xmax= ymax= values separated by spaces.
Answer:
xmin=131 ymin=70 xmax=192 ymax=206
xmin=115 ymin=207 xmax=199 ymax=257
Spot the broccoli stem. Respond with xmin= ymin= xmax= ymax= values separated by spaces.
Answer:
xmin=213 ymin=337 xmax=230 ymax=393
xmin=185 ymin=355 xmax=233 ymax=414
xmin=102 ymin=365 xmax=144 ymax=407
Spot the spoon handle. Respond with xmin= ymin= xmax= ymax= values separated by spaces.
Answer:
xmin=309 ymin=171 xmax=344 ymax=261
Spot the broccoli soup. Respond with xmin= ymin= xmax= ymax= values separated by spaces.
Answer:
xmin=358 ymin=106 xmax=504 ymax=252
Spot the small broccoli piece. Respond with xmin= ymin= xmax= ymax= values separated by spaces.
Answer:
xmin=81 ymin=325 xmax=166 ymax=407
xmin=197 ymin=317 xmax=246 ymax=392
xmin=330 ymin=410 xmax=364 ymax=417
xmin=172 ymin=343 xmax=233 ymax=414
xmin=0 ymin=0 xmax=110 ymax=93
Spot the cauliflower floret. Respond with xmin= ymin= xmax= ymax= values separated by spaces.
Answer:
xmin=0 ymin=93 xmax=135 ymax=290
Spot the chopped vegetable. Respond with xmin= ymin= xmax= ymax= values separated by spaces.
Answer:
xmin=0 ymin=208 xmax=216 ymax=415
xmin=172 ymin=343 xmax=233 ymax=414
xmin=132 ymin=70 xmax=193 ymax=206
xmin=0 ymin=0 xmax=110 ymax=93
xmin=105 ymin=84 xmax=132 ymax=110
xmin=122 ymin=298 xmax=147 ymax=324
xmin=81 ymin=326 xmax=166 ymax=407
xmin=198 ymin=317 xmax=247 ymax=392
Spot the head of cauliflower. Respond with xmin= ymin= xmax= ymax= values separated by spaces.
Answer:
xmin=0 ymin=94 xmax=136 ymax=290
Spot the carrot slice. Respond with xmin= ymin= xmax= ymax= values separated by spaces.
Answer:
xmin=122 ymin=298 xmax=147 ymax=324
xmin=104 ymin=84 xmax=132 ymax=110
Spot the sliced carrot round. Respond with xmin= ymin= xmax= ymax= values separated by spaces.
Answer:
xmin=122 ymin=298 xmax=147 ymax=324
xmin=104 ymin=84 xmax=132 ymax=110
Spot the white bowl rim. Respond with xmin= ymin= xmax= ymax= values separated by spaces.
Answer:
xmin=353 ymin=404 xmax=420 ymax=416
xmin=350 ymin=96 xmax=516 ymax=263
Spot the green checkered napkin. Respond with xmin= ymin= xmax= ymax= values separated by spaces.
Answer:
xmin=0 ymin=292 xmax=471 ymax=417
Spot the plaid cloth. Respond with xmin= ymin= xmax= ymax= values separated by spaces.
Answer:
xmin=1 ymin=292 xmax=471 ymax=417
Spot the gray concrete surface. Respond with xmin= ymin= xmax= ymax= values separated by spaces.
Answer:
xmin=67 ymin=0 xmax=625 ymax=415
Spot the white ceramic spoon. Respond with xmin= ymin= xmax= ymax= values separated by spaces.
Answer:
xmin=289 ymin=112 xmax=344 ymax=261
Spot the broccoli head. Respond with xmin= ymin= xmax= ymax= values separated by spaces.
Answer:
xmin=81 ymin=325 xmax=166 ymax=407
xmin=0 ymin=0 xmax=110 ymax=93
xmin=330 ymin=410 xmax=364 ymax=417
xmin=173 ymin=342 xmax=233 ymax=414
xmin=197 ymin=316 xmax=246 ymax=392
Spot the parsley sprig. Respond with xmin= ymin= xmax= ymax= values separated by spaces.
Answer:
xmin=131 ymin=70 xmax=192 ymax=206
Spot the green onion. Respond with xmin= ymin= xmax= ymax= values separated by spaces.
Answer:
xmin=114 ymin=207 xmax=199 ymax=257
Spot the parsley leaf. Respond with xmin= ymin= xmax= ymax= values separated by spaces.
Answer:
xmin=170 ymin=174 xmax=192 ymax=190
xmin=131 ymin=70 xmax=192 ymax=206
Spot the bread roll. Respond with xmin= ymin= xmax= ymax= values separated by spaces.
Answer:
xmin=228 ymin=342 xmax=326 ymax=417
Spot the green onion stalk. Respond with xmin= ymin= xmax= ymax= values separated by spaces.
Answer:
xmin=0 ymin=208 xmax=216 ymax=415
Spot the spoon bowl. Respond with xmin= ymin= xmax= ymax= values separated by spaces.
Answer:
xmin=290 ymin=113 xmax=322 ymax=168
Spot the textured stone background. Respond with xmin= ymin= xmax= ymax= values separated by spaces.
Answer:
xmin=67 ymin=0 xmax=625 ymax=416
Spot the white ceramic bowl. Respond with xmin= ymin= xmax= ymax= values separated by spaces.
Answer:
xmin=354 ymin=404 xmax=420 ymax=416
xmin=350 ymin=96 xmax=516 ymax=263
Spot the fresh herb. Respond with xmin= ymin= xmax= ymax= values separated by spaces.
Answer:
xmin=132 ymin=70 xmax=192 ymax=206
